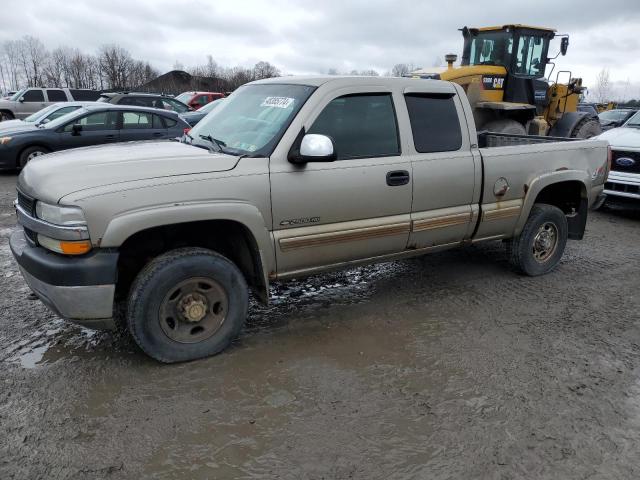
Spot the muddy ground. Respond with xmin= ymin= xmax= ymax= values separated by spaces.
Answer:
xmin=0 ymin=171 xmax=639 ymax=480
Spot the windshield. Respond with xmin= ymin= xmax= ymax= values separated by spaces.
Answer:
xmin=599 ymin=110 xmax=631 ymax=122
xmin=188 ymin=84 xmax=315 ymax=156
xmin=197 ymin=98 xmax=223 ymax=113
xmin=175 ymin=92 xmax=193 ymax=104
xmin=467 ymin=32 xmax=513 ymax=67
xmin=24 ymin=104 xmax=58 ymax=123
xmin=43 ymin=107 xmax=90 ymax=129
xmin=9 ymin=89 xmax=26 ymax=101
xmin=624 ymin=111 xmax=640 ymax=127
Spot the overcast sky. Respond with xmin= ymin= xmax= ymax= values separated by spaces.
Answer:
xmin=2 ymin=0 xmax=640 ymax=99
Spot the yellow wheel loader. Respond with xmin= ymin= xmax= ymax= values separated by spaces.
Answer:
xmin=425 ymin=25 xmax=602 ymax=138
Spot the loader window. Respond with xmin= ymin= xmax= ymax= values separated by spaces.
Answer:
xmin=404 ymin=94 xmax=462 ymax=153
xmin=513 ymin=35 xmax=547 ymax=77
xmin=468 ymin=32 xmax=512 ymax=67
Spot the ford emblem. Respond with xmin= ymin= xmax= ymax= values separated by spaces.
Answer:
xmin=616 ymin=157 xmax=636 ymax=167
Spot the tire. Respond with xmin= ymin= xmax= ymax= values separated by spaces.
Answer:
xmin=506 ymin=204 xmax=568 ymax=276
xmin=18 ymin=146 xmax=49 ymax=169
xmin=127 ymin=247 xmax=249 ymax=363
xmin=0 ymin=111 xmax=14 ymax=122
xmin=570 ymin=117 xmax=602 ymax=139
xmin=482 ymin=119 xmax=527 ymax=135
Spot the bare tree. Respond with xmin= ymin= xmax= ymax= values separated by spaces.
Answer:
xmin=253 ymin=61 xmax=280 ymax=80
xmin=594 ymin=68 xmax=611 ymax=103
xmin=98 ymin=45 xmax=133 ymax=89
xmin=359 ymin=69 xmax=379 ymax=76
xmin=391 ymin=63 xmax=410 ymax=77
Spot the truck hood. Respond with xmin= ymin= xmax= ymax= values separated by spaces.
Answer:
xmin=18 ymin=140 xmax=241 ymax=203
xmin=595 ymin=127 xmax=640 ymax=148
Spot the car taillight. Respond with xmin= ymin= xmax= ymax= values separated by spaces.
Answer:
xmin=183 ymin=128 xmax=191 ymax=135
xmin=607 ymin=145 xmax=612 ymax=176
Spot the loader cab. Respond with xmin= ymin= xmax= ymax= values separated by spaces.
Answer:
xmin=460 ymin=25 xmax=556 ymax=112
xmin=461 ymin=25 xmax=555 ymax=79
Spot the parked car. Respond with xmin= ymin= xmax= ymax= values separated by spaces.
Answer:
xmin=0 ymin=88 xmax=102 ymax=121
xmin=598 ymin=109 xmax=637 ymax=131
xmin=0 ymin=101 xmax=100 ymax=131
xmin=175 ymin=91 xmax=225 ymax=110
xmin=98 ymin=92 xmax=191 ymax=113
xmin=10 ymin=76 xmax=609 ymax=362
xmin=0 ymin=104 xmax=189 ymax=169
xmin=595 ymin=111 xmax=640 ymax=204
xmin=180 ymin=98 xmax=224 ymax=127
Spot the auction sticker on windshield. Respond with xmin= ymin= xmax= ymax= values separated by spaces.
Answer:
xmin=261 ymin=97 xmax=294 ymax=108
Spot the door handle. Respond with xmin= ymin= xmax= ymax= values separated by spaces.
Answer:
xmin=105 ymin=134 xmax=115 ymax=139
xmin=153 ymin=132 xmax=164 ymax=137
xmin=386 ymin=170 xmax=410 ymax=186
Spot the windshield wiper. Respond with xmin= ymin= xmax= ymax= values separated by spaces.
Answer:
xmin=199 ymin=134 xmax=225 ymax=153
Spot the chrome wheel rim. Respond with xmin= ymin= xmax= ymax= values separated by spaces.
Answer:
xmin=27 ymin=151 xmax=45 ymax=161
xmin=159 ymin=277 xmax=228 ymax=344
xmin=532 ymin=222 xmax=558 ymax=263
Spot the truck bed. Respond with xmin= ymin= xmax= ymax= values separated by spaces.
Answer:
xmin=478 ymin=131 xmax=578 ymax=148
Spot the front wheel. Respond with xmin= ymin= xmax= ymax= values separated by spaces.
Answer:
xmin=127 ymin=248 xmax=249 ymax=363
xmin=18 ymin=146 xmax=49 ymax=169
xmin=506 ymin=204 xmax=568 ymax=276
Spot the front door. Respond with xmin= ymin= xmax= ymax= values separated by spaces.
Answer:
xmin=270 ymin=91 xmax=413 ymax=277
xmin=58 ymin=110 xmax=119 ymax=149
xmin=15 ymin=89 xmax=46 ymax=119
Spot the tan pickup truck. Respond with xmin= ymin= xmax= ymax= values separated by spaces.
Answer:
xmin=11 ymin=76 xmax=610 ymax=362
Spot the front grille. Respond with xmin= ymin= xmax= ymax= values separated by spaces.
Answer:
xmin=605 ymin=182 xmax=640 ymax=195
xmin=611 ymin=150 xmax=640 ymax=174
xmin=17 ymin=189 xmax=36 ymax=216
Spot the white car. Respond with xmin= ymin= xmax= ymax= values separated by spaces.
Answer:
xmin=0 ymin=101 xmax=101 ymax=132
xmin=596 ymin=112 xmax=640 ymax=203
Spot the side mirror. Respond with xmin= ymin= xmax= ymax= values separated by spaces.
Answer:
xmin=560 ymin=37 xmax=569 ymax=56
xmin=71 ymin=124 xmax=83 ymax=136
xmin=290 ymin=134 xmax=336 ymax=163
xmin=18 ymin=97 xmax=24 ymax=103
xmin=41 ymin=118 xmax=50 ymax=124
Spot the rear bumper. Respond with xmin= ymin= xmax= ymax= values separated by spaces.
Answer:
xmin=604 ymin=171 xmax=640 ymax=200
xmin=10 ymin=229 xmax=118 ymax=330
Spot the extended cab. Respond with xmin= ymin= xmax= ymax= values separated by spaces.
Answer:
xmin=10 ymin=76 xmax=610 ymax=362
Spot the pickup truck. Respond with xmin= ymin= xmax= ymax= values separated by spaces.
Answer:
xmin=10 ymin=76 xmax=610 ymax=363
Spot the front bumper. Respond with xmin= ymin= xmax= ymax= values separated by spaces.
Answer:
xmin=604 ymin=171 xmax=640 ymax=201
xmin=10 ymin=229 xmax=118 ymax=330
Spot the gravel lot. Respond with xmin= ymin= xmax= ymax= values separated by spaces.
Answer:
xmin=1 ymin=171 xmax=639 ymax=480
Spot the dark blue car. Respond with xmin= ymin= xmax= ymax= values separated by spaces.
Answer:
xmin=0 ymin=104 xmax=190 ymax=169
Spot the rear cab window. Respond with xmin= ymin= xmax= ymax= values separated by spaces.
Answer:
xmin=46 ymin=89 xmax=67 ymax=102
xmin=404 ymin=94 xmax=462 ymax=153
xmin=308 ymin=93 xmax=400 ymax=159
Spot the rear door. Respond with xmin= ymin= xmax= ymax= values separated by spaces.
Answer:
xmin=57 ymin=110 xmax=119 ymax=149
xmin=404 ymin=89 xmax=479 ymax=248
xmin=270 ymin=89 xmax=413 ymax=276
xmin=118 ymin=110 xmax=167 ymax=141
xmin=45 ymin=89 xmax=68 ymax=104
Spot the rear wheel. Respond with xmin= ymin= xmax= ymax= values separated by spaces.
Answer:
xmin=482 ymin=119 xmax=527 ymax=135
xmin=506 ymin=204 xmax=568 ymax=276
xmin=570 ymin=117 xmax=602 ymax=139
xmin=127 ymin=248 xmax=249 ymax=363
xmin=18 ymin=146 xmax=49 ymax=169
xmin=0 ymin=111 xmax=14 ymax=122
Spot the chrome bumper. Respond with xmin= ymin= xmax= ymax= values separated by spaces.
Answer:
xmin=604 ymin=171 xmax=640 ymax=200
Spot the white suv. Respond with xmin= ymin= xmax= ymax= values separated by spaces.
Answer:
xmin=0 ymin=88 xmax=101 ymax=121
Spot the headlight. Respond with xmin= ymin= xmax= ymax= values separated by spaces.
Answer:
xmin=0 ymin=136 xmax=12 ymax=145
xmin=35 ymin=201 xmax=86 ymax=226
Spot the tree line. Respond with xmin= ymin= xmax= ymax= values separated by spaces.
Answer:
xmin=0 ymin=35 xmax=282 ymax=93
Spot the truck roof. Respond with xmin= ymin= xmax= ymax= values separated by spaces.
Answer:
xmin=251 ymin=75 xmax=459 ymax=92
